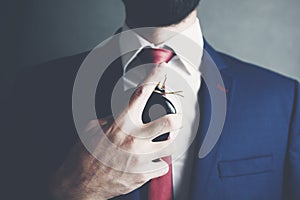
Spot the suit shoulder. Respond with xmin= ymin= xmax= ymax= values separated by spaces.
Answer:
xmin=217 ymin=51 xmax=299 ymax=111
xmin=14 ymin=52 xmax=89 ymax=89
xmin=218 ymin=51 xmax=297 ymax=88
xmin=11 ymin=51 xmax=90 ymax=101
xmin=20 ymin=51 xmax=89 ymax=79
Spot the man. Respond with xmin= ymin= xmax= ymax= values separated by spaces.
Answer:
xmin=4 ymin=0 xmax=300 ymax=200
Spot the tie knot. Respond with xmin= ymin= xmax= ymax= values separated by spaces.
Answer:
xmin=138 ymin=48 xmax=174 ymax=64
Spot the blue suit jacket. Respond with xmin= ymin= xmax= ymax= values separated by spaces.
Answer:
xmin=3 ymin=41 xmax=300 ymax=200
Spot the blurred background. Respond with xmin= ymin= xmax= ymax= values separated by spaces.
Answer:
xmin=1 ymin=0 xmax=300 ymax=106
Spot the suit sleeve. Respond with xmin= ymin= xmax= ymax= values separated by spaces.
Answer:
xmin=283 ymin=81 xmax=300 ymax=199
xmin=3 ymin=70 xmax=53 ymax=200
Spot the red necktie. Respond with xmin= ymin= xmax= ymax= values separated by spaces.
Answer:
xmin=138 ymin=48 xmax=174 ymax=65
xmin=148 ymin=155 xmax=173 ymax=200
xmin=138 ymin=48 xmax=174 ymax=200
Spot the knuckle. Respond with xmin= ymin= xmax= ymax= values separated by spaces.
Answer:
xmin=118 ymin=187 xmax=131 ymax=195
xmin=129 ymin=155 xmax=139 ymax=166
xmin=120 ymin=135 xmax=136 ymax=150
xmin=165 ymin=116 xmax=176 ymax=128
xmin=136 ymin=174 xmax=148 ymax=184
xmin=106 ymin=131 xmax=118 ymax=143
xmin=135 ymin=85 xmax=146 ymax=97
xmin=168 ymin=115 xmax=182 ymax=130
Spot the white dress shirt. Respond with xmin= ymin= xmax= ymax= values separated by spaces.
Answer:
xmin=119 ymin=18 xmax=204 ymax=199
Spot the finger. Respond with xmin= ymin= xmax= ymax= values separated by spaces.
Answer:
xmin=85 ymin=116 xmax=113 ymax=133
xmin=137 ymin=140 xmax=174 ymax=162
xmin=149 ymin=142 xmax=174 ymax=161
xmin=143 ymin=160 xmax=170 ymax=180
xmin=140 ymin=113 xmax=182 ymax=139
xmin=134 ymin=139 xmax=174 ymax=162
xmin=129 ymin=64 xmax=165 ymax=115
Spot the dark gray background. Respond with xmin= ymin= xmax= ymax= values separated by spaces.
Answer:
xmin=1 ymin=0 xmax=300 ymax=101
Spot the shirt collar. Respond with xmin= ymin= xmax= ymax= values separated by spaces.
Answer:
xmin=119 ymin=18 xmax=204 ymax=74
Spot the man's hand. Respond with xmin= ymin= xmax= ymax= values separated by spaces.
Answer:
xmin=50 ymin=64 xmax=182 ymax=200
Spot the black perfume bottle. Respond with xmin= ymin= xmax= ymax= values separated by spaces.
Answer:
xmin=142 ymin=81 xmax=176 ymax=142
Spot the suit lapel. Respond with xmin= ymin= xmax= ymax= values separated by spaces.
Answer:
xmin=189 ymin=41 xmax=235 ymax=199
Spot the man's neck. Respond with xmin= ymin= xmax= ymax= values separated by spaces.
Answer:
xmin=125 ymin=10 xmax=197 ymax=45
